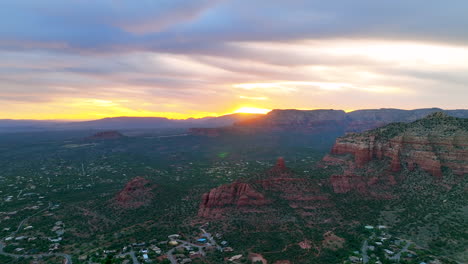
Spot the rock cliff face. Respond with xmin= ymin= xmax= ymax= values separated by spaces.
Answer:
xmin=198 ymin=182 xmax=271 ymax=218
xmin=324 ymin=112 xmax=468 ymax=194
xmin=198 ymin=158 xmax=331 ymax=219
xmin=115 ymin=177 xmax=157 ymax=209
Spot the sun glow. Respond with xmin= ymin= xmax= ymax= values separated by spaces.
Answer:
xmin=233 ymin=107 xmax=271 ymax=114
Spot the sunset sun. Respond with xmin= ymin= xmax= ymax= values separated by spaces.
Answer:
xmin=233 ymin=107 xmax=271 ymax=114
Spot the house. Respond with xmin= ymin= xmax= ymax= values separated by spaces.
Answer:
xmin=190 ymin=251 xmax=201 ymax=256
xmin=49 ymin=237 xmax=63 ymax=242
xmin=384 ymin=249 xmax=394 ymax=255
xmin=223 ymin=247 xmax=234 ymax=252
xmin=228 ymin=254 xmax=243 ymax=262
xmin=168 ymin=240 xmax=179 ymax=246
xmin=197 ymin=238 xmax=208 ymax=243
xmin=168 ymin=234 xmax=180 ymax=239
xmin=151 ymin=246 xmax=162 ymax=254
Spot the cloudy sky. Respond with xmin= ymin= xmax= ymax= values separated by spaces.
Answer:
xmin=1 ymin=0 xmax=468 ymax=120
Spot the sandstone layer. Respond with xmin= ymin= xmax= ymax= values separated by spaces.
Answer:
xmin=324 ymin=112 xmax=468 ymax=194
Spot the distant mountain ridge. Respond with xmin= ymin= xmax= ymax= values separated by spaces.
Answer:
xmin=3 ymin=108 xmax=468 ymax=133
xmin=0 ymin=113 xmax=262 ymax=132
xmin=190 ymin=108 xmax=468 ymax=136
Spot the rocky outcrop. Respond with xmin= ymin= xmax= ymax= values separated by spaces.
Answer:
xmin=330 ymin=174 xmax=367 ymax=194
xmin=87 ymin=130 xmax=124 ymax=140
xmin=114 ymin=177 xmax=156 ymax=209
xmin=265 ymin=157 xmax=294 ymax=178
xmin=199 ymin=158 xmax=332 ymax=219
xmin=198 ymin=182 xmax=270 ymax=218
xmin=324 ymin=112 xmax=468 ymax=194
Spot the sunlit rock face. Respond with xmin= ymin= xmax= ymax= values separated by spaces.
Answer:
xmin=324 ymin=112 xmax=468 ymax=194
xmin=198 ymin=158 xmax=332 ymax=219
xmin=198 ymin=182 xmax=271 ymax=218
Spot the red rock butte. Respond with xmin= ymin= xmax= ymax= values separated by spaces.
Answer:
xmin=198 ymin=157 xmax=332 ymax=219
xmin=114 ymin=177 xmax=156 ymax=209
xmin=276 ymin=157 xmax=286 ymax=170
xmin=266 ymin=157 xmax=293 ymax=178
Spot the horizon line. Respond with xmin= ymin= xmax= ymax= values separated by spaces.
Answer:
xmin=0 ymin=107 xmax=458 ymax=122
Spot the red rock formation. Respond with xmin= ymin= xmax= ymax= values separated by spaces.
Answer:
xmin=265 ymin=157 xmax=294 ymax=178
xmin=330 ymin=135 xmax=468 ymax=178
xmin=199 ymin=158 xmax=332 ymax=219
xmin=325 ymin=113 xmax=468 ymax=194
xmin=198 ymin=182 xmax=270 ymax=218
xmin=115 ymin=177 xmax=156 ymax=209
xmin=273 ymin=261 xmax=292 ymax=264
xmin=276 ymin=157 xmax=286 ymax=170
xmin=330 ymin=174 xmax=367 ymax=194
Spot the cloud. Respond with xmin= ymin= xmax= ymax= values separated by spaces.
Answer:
xmin=1 ymin=0 xmax=468 ymax=54
xmin=1 ymin=1 xmax=468 ymax=119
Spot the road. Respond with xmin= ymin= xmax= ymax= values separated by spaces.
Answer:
xmin=361 ymin=240 xmax=369 ymax=264
xmin=11 ymin=202 xmax=52 ymax=236
xmin=389 ymin=241 xmax=411 ymax=262
xmin=200 ymin=227 xmax=222 ymax=251
xmin=0 ymin=202 xmax=73 ymax=264
xmin=0 ymin=242 xmax=72 ymax=264
xmin=116 ymin=250 xmax=140 ymax=264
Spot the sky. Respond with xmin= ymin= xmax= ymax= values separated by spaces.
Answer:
xmin=1 ymin=0 xmax=468 ymax=120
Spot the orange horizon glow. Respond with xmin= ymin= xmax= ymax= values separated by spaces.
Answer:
xmin=0 ymin=99 xmax=272 ymax=121
xmin=3 ymin=40 xmax=468 ymax=120
xmin=233 ymin=107 xmax=271 ymax=115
